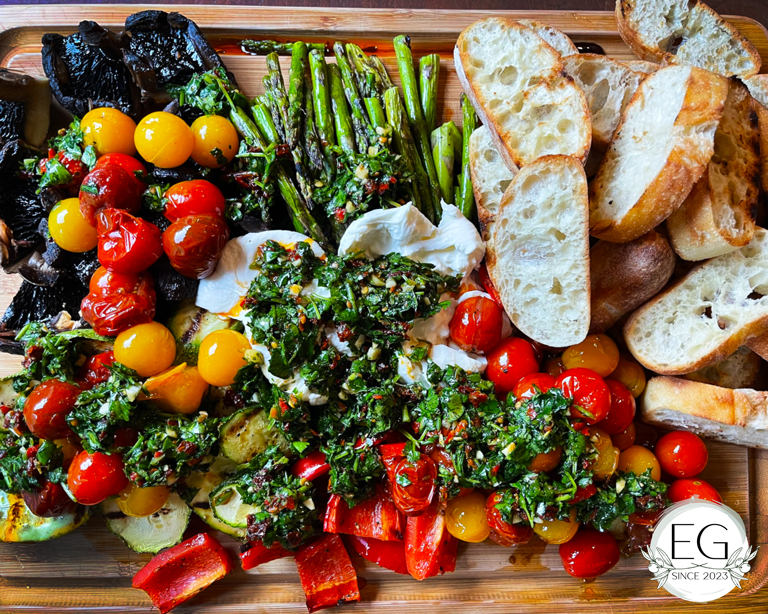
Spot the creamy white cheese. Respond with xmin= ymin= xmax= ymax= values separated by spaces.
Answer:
xmin=337 ymin=203 xmax=485 ymax=278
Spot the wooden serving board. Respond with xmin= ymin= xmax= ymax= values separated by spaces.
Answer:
xmin=1 ymin=5 xmax=768 ymax=613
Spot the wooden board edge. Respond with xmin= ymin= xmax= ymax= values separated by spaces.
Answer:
xmin=744 ymin=448 xmax=768 ymax=595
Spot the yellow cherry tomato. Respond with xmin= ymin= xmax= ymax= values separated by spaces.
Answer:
xmin=134 ymin=112 xmax=194 ymax=168
xmin=618 ymin=445 xmax=662 ymax=481
xmin=590 ymin=426 xmax=620 ymax=480
xmin=446 ymin=491 xmax=491 ymax=543
xmin=117 ymin=483 xmax=170 ymax=517
xmin=48 ymin=198 xmax=98 ymax=253
xmin=190 ymin=115 xmax=239 ymax=168
xmin=114 ymin=322 xmax=176 ymax=377
xmin=562 ymin=334 xmax=620 ymax=377
xmin=198 ymin=329 xmax=250 ymax=387
xmin=528 ymin=446 xmax=563 ymax=473
xmin=143 ymin=363 xmax=209 ymax=414
xmin=534 ymin=508 xmax=579 ymax=544
xmin=81 ymin=107 xmax=138 ymax=156
xmin=609 ymin=354 xmax=647 ymax=398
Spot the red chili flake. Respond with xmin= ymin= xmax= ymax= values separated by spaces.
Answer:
xmin=25 ymin=445 xmax=39 ymax=459
xmin=334 ymin=208 xmax=346 ymax=223
xmin=278 ymin=398 xmax=291 ymax=415
xmin=154 ymin=451 xmax=164 ymax=458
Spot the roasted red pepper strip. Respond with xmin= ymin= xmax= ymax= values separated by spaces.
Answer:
xmin=295 ymin=534 xmax=360 ymax=613
xmin=379 ymin=442 xmax=407 ymax=484
xmin=324 ymin=488 xmax=405 ymax=541
xmin=405 ymin=503 xmax=458 ymax=581
xmin=240 ymin=540 xmax=291 ymax=570
xmin=345 ymin=534 xmax=409 ymax=574
xmin=291 ymin=450 xmax=330 ymax=482
xmin=132 ymin=533 xmax=232 ymax=614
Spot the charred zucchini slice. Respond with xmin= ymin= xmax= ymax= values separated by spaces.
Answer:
xmin=0 ymin=491 xmax=89 ymax=542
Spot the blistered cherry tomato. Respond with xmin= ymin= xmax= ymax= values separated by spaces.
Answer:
xmin=162 ymin=214 xmax=229 ymax=279
xmin=559 ymin=528 xmax=620 ymax=578
xmin=143 ymin=364 xmax=209 ymax=414
xmin=23 ymin=379 xmax=80 ymax=440
xmin=568 ymin=483 xmax=597 ymax=504
xmin=392 ymin=454 xmax=436 ymax=516
xmin=114 ymin=322 xmax=176 ymax=378
xmin=668 ymin=478 xmax=722 ymax=503
xmin=555 ymin=368 xmax=611 ymax=424
xmin=485 ymin=491 xmax=534 ymax=546
xmin=48 ymin=197 xmax=98 ymax=253
xmin=94 ymin=153 xmax=147 ymax=192
xmin=478 ymin=262 xmax=502 ymax=306
xmin=486 ymin=337 xmax=539 ymax=397
xmin=79 ymin=351 xmax=115 ymax=389
xmin=634 ymin=422 xmax=660 ymax=450
xmin=609 ymin=354 xmax=646 ymax=398
xmin=39 ymin=151 xmax=87 ymax=196
xmin=513 ymin=373 xmax=556 ymax=401
xmin=610 ymin=422 xmax=636 ymax=451
xmin=80 ymin=267 xmax=156 ymax=336
xmin=97 ymin=209 xmax=163 ymax=274
xmin=163 ymin=180 xmax=227 ymax=222
xmin=543 ymin=356 xmax=567 ymax=377
xmin=446 ymin=490 xmax=491 ymax=543
xmin=596 ymin=380 xmax=636 ymax=434
xmin=79 ymin=165 xmax=141 ymax=226
xmin=198 ymin=329 xmax=250 ymax=387
xmin=449 ymin=296 xmax=504 ymax=353
xmin=562 ymin=334 xmax=620 ymax=377
xmin=618 ymin=445 xmax=661 ymax=481
xmin=655 ymin=431 xmax=708 ymax=478
xmin=590 ymin=426 xmax=619 ymax=480
xmin=534 ymin=508 xmax=579 ymax=544
xmin=190 ymin=115 xmax=239 ymax=168
xmin=528 ymin=446 xmax=562 ymax=473
xmin=22 ymin=481 xmax=77 ymax=517
xmin=67 ymin=450 xmax=129 ymax=506
xmin=82 ymin=107 xmax=137 ymax=156
xmin=117 ymin=483 xmax=170 ymax=517
xmin=134 ymin=111 xmax=194 ymax=168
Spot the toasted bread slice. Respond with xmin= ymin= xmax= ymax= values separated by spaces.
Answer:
xmin=487 ymin=155 xmax=589 ymax=347
xmin=666 ymin=79 xmax=760 ymax=260
xmin=685 ymin=346 xmax=764 ymax=389
xmin=468 ymin=125 xmax=517 ymax=241
xmin=621 ymin=59 xmax=660 ymax=74
xmin=624 ymin=227 xmax=768 ymax=374
xmin=518 ymin=19 xmax=579 ymax=57
xmin=755 ymin=98 xmax=768 ymax=197
xmin=589 ymin=65 xmax=728 ymax=243
xmin=616 ymin=0 xmax=761 ymax=79
xmin=563 ymin=54 xmax=644 ymax=149
xmin=589 ymin=230 xmax=675 ymax=334
xmin=455 ymin=18 xmax=591 ymax=169
xmin=744 ymin=74 xmax=768 ymax=109
xmin=642 ymin=376 xmax=768 ymax=448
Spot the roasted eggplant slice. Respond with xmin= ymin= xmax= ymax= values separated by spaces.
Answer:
xmin=0 ymin=69 xmax=51 ymax=147
xmin=41 ymin=21 xmax=138 ymax=118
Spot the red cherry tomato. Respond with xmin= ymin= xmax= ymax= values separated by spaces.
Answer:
xmin=39 ymin=151 xmax=87 ymax=196
xmin=668 ymin=478 xmax=722 ymax=504
xmin=97 ymin=209 xmax=163 ymax=274
xmin=485 ymin=337 xmax=540 ymax=397
xmin=555 ymin=368 xmax=611 ymax=424
xmin=568 ymin=483 xmax=597 ymax=504
xmin=80 ymin=267 xmax=156 ymax=336
xmin=79 ymin=351 xmax=115 ymax=389
xmin=655 ymin=432 xmax=708 ymax=478
xmin=21 ymin=480 xmax=78 ymax=517
xmin=67 ymin=450 xmax=129 ymax=506
xmin=162 ymin=214 xmax=229 ymax=279
xmin=610 ymin=422 xmax=636 ymax=451
xmin=596 ymin=380 xmax=636 ymax=434
xmin=559 ymin=528 xmax=620 ymax=578
xmin=94 ymin=153 xmax=147 ymax=192
xmin=163 ymin=180 xmax=227 ymax=222
xmin=391 ymin=454 xmax=437 ymax=516
xmin=478 ymin=262 xmax=502 ymax=306
xmin=485 ymin=491 xmax=533 ymax=546
xmin=513 ymin=373 xmax=556 ymax=401
xmin=23 ymin=379 xmax=80 ymax=440
xmin=449 ymin=296 xmax=504 ymax=353
xmin=79 ymin=165 xmax=141 ymax=226
xmin=634 ymin=421 xmax=660 ymax=450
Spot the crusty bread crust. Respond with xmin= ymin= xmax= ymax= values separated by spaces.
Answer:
xmin=589 ymin=66 xmax=728 ymax=243
xmin=621 ymin=60 xmax=660 ymax=74
xmin=756 ymin=100 xmax=768 ymax=198
xmin=685 ymin=346 xmax=764 ymax=390
xmin=589 ymin=230 xmax=675 ymax=334
xmin=518 ymin=19 xmax=579 ymax=57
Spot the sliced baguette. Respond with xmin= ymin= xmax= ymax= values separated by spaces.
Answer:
xmin=755 ymin=99 xmax=768 ymax=197
xmin=562 ymin=54 xmax=644 ymax=149
xmin=666 ymin=79 xmax=760 ymax=260
xmin=518 ymin=19 xmax=579 ymax=57
xmin=624 ymin=227 xmax=768 ymax=374
xmin=589 ymin=65 xmax=728 ymax=243
xmin=487 ymin=155 xmax=589 ymax=347
xmin=454 ymin=18 xmax=591 ymax=169
xmin=616 ymin=0 xmax=761 ymax=79
xmin=642 ymin=376 xmax=768 ymax=448
xmin=621 ymin=59 xmax=660 ymax=74
xmin=589 ymin=230 xmax=675 ymax=334
xmin=684 ymin=346 xmax=764 ymax=389
xmin=468 ymin=125 xmax=517 ymax=241
xmin=744 ymin=74 xmax=768 ymax=109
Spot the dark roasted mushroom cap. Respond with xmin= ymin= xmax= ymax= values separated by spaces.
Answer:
xmin=0 ymin=100 xmax=24 ymax=143
xmin=41 ymin=21 xmax=139 ymax=118
xmin=124 ymin=11 xmax=237 ymax=89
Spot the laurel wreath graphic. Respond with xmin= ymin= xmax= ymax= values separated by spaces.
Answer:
xmin=641 ymin=545 xmax=759 ymax=589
